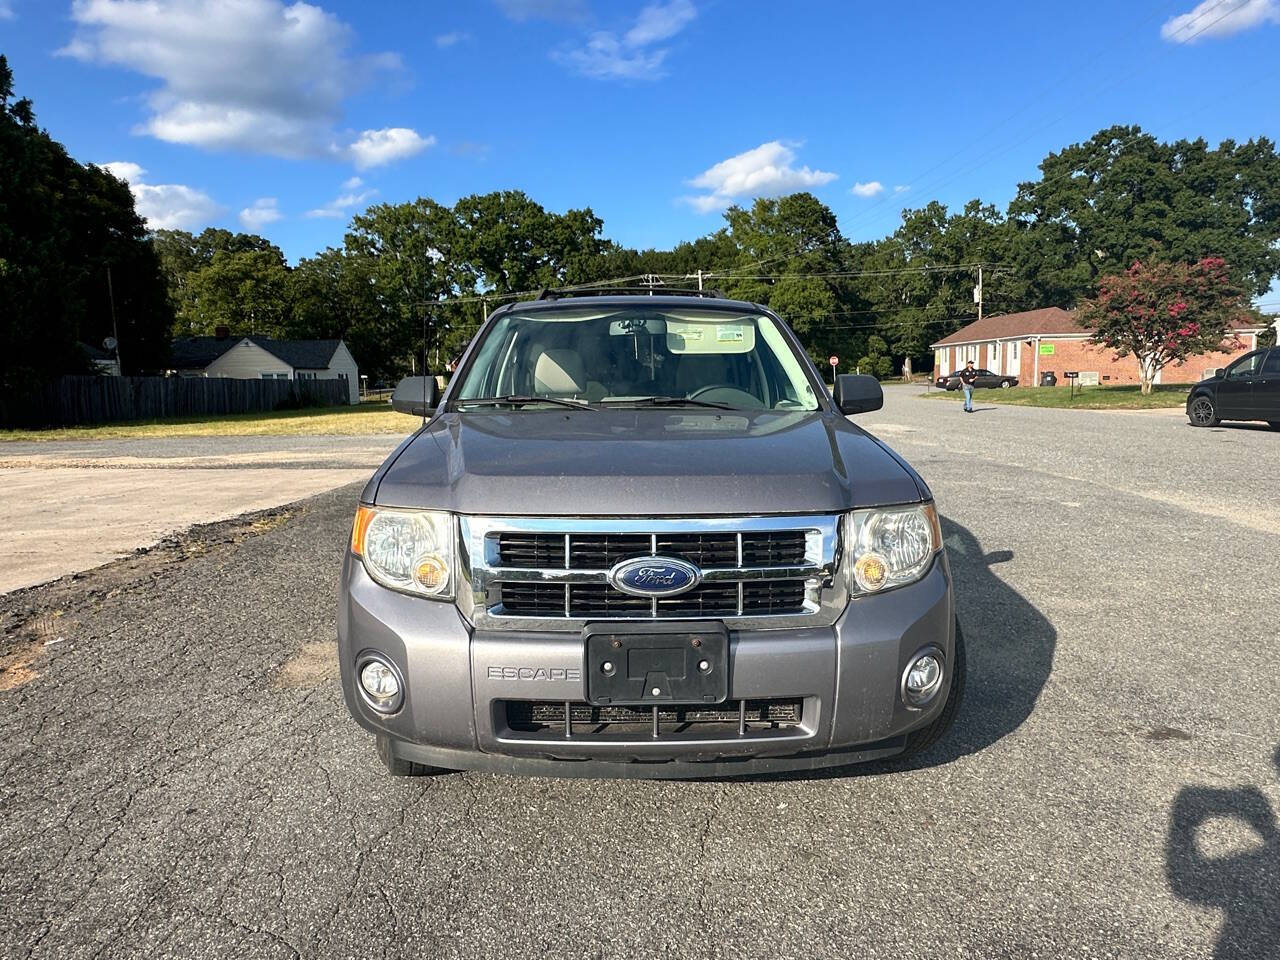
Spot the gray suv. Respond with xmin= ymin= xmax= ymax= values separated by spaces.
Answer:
xmin=338 ymin=291 xmax=963 ymax=778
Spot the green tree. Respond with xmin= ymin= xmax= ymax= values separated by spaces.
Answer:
xmin=856 ymin=335 xmax=894 ymax=380
xmin=0 ymin=55 xmax=172 ymax=387
xmin=154 ymin=228 xmax=290 ymax=336
xmin=179 ymin=246 xmax=292 ymax=337
xmin=1009 ymin=125 xmax=1280 ymax=305
xmin=343 ymin=198 xmax=461 ymax=374
xmin=449 ymin=190 xmax=606 ymax=292
xmin=287 ymin=247 xmax=394 ymax=379
xmin=860 ymin=200 xmax=1031 ymax=370
xmin=1077 ymin=258 xmax=1250 ymax=394
xmin=716 ymin=193 xmax=868 ymax=366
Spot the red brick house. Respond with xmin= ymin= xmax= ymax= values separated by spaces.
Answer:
xmin=930 ymin=307 xmax=1268 ymax=386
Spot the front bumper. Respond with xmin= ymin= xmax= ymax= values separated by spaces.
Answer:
xmin=337 ymin=552 xmax=956 ymax=778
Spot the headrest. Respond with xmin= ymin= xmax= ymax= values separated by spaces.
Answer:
xmin=533 ymin=349 xmax=587 ymax=395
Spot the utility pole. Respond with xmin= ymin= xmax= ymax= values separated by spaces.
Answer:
xmin=974 ymin=265 xmax=983 ymax=324
xmin=640 ymin=273 xmax=664 ymax=295
xmin=106 ymin=265 xmax=122 ymax=372
xmin=695 ymin=268 xmax=703 ymax=291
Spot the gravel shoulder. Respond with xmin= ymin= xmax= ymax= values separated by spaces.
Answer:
xmin=0 ymin=434 xmax=404 ymax=593
xmin=2 ymin=391 xmax=1277 ymax=959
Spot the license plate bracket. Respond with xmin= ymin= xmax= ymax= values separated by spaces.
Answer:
xmin=584 ymin=621 xmax=728 ymax=706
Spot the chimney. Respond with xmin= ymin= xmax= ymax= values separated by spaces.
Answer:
xmin=215 ymin=325 xmax=230 ymax=340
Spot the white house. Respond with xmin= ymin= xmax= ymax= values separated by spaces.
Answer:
xmin=169 ymin=334 xmax=360 ymax=404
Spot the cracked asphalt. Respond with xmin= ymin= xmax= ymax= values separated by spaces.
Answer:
xmin=2 ymin=386 xmax=1278 ymax=959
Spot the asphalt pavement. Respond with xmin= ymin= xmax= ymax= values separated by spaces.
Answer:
xmin=2 ymin=386 xmax=1277 ymax=959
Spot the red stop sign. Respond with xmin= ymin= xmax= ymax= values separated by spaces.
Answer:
xmin=828 ymin=355 xmax=838 ymax=367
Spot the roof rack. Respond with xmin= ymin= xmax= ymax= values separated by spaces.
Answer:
xmin=532 ymin=285 xmax=729 ymax=301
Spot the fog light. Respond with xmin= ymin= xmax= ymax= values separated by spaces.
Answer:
xmin=357 ymin=656 xmax=403 ymax=713
xmin=901 ymin=649 xmax=945 ymax=708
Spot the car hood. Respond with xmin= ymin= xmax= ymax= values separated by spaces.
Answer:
xmin=369 ymin=409 xmax=925 ymax=517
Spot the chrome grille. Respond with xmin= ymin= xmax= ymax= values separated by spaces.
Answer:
xmin=459 ymin=515 xmax=845 ymax=631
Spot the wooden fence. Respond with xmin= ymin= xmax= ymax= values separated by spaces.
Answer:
xmin=1 ymin=375 xmax=349 ymax=428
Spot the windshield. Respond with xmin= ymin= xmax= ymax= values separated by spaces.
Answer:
xmin=453 ymin=305 xmax=820 ymax=411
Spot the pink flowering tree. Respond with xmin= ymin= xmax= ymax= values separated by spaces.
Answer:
xmin=1076 ymin=258 xmax=1250 ymax=394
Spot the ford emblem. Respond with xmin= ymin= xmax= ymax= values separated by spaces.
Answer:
xmin=608 ymin=556 xmax=702 ymax=598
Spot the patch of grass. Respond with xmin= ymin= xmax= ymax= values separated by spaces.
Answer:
xmin=921 ymin=384 xmax=1190 ymax=409
xmin=0 ymin=403 xmax=417 ymax=442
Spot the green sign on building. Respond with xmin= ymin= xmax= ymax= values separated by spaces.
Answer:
xmin=1039 ymin=343 xmax=1055 ymax=356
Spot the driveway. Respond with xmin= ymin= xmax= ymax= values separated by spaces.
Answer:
xmin=0 ymin=434 xmax=405 ymax=592
xmin=1 ymin=389 xmax=1277 ymax=959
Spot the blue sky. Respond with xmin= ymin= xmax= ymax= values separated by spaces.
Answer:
xmin=2 ymin=0 xmax=1279 ymax=298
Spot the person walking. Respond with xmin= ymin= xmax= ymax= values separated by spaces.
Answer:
xmin=959 ymin=360 xmax=978 ymax=413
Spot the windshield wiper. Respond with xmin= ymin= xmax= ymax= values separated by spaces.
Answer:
xmin=455 ymin=395 xmax=596 ymax=411
xmin=601 ymin=396 xmax=735 ymax=410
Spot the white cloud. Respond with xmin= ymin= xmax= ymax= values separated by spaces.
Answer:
xmin=625 ymin=0 xmax=696 ymax=46
xmin=494 ymin=0 xmax=587 ymax=21
xmin=101 ymin=160 xmax=145 ymax=182
xmin=435 ymin=31 xmax=468 ymax=47
xmin=1161 ymin=0 xmax=1279 ymax=42
xmin=346 ymin=127 xmax=433 ymax=169
xmin=60 ymin=0 xmax=419 ymax=163
xmin=556 ymin=0 xmax=696 ymax=80
xmin=99 ymin=160 xmax=222 ymax=230
xmin=306 ymin=183 xmax=378 ymax=219
xmin=893 ymin=184 xmax=910 ymax=194
xmin=683 ymin=141 xmax=837 ymax=213
xmin=850 ymin=180 xmax=884 ymax=197
xmin=0 ymin=1 xmax=14 ymax=20
xmin=239 ymin=197 xmax=282 ymax=229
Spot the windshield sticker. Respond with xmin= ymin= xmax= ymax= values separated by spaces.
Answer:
xmin=666 ymin=320 xmax=754 ymax=354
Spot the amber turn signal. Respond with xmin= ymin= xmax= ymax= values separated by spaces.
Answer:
xmin=350 ymin=505 xmax=376 ymax=557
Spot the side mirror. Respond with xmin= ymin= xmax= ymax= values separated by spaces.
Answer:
xmin=1213 ymin=367 xmax=1225 ymax=378
xmin=834 ymin=374 xmax=883 ymax=415
xmin=391 ymin=376 xmax=438 ymax=417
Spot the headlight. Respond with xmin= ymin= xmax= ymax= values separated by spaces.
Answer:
xmin=350 ymin=505 xmax=454 ymax=600
xmin=846 ymin=502 xmax=942 ymax=595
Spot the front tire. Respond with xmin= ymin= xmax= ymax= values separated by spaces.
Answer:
xmin=1000 ymin=380 xmax=1012 ymax=389
xmin=897 ymin=620 xmax=967 ymax=760
xmin=1188 ymin=396 xmax=1218 ymax=427
xmin=375 ymin=734 xmax=450 ymax=777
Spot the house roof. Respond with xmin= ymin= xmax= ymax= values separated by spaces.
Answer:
xmin=169 ymin=336 xmax=238 ymax=368
xmin=931 ymin=308 xmax=1082 ymax=348
xmin=250 ymin=337 xmax=342 ymax=370
xmin=931 ymin=307 xmax=1266 ymax=349
xmin=169 ymin=336 xmax=342 ymax=370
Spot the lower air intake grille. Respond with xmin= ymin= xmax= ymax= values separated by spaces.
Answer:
xmin=504 ymin=698 xmax=804 ymax=735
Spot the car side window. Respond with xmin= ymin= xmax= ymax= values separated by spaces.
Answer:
xmin=1262 ymin=350 xmax=1280 ymax=376
xmin=1226 ymin=352 xmax=1263 ymax=380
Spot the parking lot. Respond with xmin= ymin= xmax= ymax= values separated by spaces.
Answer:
xmin=2 ymin=386 xmax=1277 ymax=959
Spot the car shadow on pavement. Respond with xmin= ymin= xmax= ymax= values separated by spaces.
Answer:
xmin=742 ymin=517 xmax=1056 ymax=781
xmin=1165 ymin=745 xmax=1280 ymax=960
xmin=1198 ymin=423 xmax=1278 ymax=433
xmin=890 ymin=516 xmax=1056 ymax=769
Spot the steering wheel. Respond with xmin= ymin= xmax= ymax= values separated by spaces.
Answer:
xmin=687 ymin=384 xmax=765 ymax=409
